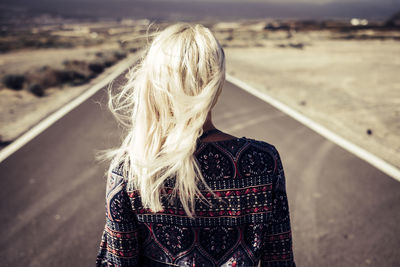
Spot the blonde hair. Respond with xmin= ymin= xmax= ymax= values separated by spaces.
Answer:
xmin=100 ymin=22 xmax=226 ymax=217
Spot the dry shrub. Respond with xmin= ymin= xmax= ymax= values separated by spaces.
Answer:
xmin=2 ymin=74 xmax=25 ymax=90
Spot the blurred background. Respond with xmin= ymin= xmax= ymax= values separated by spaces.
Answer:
xmin=0 ymin=0 xmax=399 ymax=266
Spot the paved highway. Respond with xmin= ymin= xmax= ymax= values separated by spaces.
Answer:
xmin=0 ymin=72 xmax=399 ymax=266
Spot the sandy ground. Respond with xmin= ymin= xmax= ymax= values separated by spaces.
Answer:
xmin=0 ymin=44 xmax=120 ymax=74
xmin=224 ymin=37 xmax=400 ymax=168
xmin=0 ymin=52 xmax=137 ymax=146
xmin=0 ymin=20 xmax=149 ymax=146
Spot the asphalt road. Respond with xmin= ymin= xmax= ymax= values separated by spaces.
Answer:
xmin=1 ymin=72 xmax=399 ymax=267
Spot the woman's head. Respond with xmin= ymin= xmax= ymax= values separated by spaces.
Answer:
xmin=145 ymin=23 xmax=225 ymax=103
xmin=103 ymin=23 xmax=226 ymax=217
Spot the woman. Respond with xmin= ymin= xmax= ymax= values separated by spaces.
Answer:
xmin=96 ymin=23 xmax=295 ymax=267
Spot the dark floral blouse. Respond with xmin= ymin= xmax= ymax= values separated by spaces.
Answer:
xmin=96 ymin=137 xmax=295 ymax=267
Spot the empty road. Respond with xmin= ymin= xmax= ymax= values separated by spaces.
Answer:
xmin=1 ymin=71 xmax=399 ymax=266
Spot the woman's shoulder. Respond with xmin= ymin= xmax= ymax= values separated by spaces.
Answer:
xmin=205 ymin=136 xmax=279 ymax=154
xmin=108 ymin=161 xmax=129 ymax=188
xmin=197 ymin=135 xmax=279 ymax=156
xmin=196 ymin=136 xmax=281 ymax=177
xmin=110 ymin=161 xmax=125 ymax=177
xmin=243 ymin=136 xmax=276 ymax=148
xmin=242 ymin=137 xmax=281 ymax=156
xmin=243 ymin=137 xmax=282 ymax=169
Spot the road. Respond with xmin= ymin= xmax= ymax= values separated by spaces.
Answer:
xmin=0 ymin=72 xmax=399 ymax=267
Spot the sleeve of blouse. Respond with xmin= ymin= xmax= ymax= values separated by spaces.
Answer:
xmin=260 ymin=146 xmax=296 ymax=267
xmin=96 ymin=168 xmax=141 ymax=267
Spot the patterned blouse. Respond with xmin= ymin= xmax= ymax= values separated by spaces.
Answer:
xmin=96 ymin=137 xmax=295 ymax=267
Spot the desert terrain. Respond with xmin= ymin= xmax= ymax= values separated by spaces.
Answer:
xmin=0 ymin=19 xmax=149 ymax=145
xmin=1 ymin=18 xmax=399 ymax=169
xmin=219 ymin=21 xmax=400 ymax=168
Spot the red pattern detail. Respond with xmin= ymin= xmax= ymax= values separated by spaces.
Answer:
xmin=136 ymin=205 xmax=272 ymax=217
xmin=129 ymin=184 xmax=272 ymax=201
xmin=268 ymin=231 xmax=291 ymax=241
xmin=107 ymin=247 xmax=137 ymax=258
xmin=105 ymin=227 xmax=137 ymax=238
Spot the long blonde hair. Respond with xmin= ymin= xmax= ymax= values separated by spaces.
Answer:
xmin=100 ymin=23 xmax=226 ymax=217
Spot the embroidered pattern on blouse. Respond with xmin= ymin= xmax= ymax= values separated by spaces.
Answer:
xmin=196 ymin=142 xmax=236 ymax=180
xmin=96 ymin=137 xmax=295 ymax=267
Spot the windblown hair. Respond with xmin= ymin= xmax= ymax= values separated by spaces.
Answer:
xmin=100 ymin=23 xmax=226 ymax=217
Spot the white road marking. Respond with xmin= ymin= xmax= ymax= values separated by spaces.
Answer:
xmin=0 ymin=53 xmax=142 ymax=164
xmin=226 ymin=73 xmax=400 ymax=182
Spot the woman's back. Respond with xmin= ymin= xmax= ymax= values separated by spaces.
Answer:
xmin=96 ymin=137 xmax=295 ymax=267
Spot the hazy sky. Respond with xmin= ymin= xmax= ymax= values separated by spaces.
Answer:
xmin=5 ymin=0 xmax=400 ymax=5
xmin=9 ymin=0 xmax=399 ymax=2
xmin=128 ymin=0 xmax=398 ymax=3
xmin=2 ymin=0 xmax=399 ymax=21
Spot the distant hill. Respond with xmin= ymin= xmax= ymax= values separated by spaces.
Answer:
xmin=1 ymin=0 xmax=399 ymax=22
